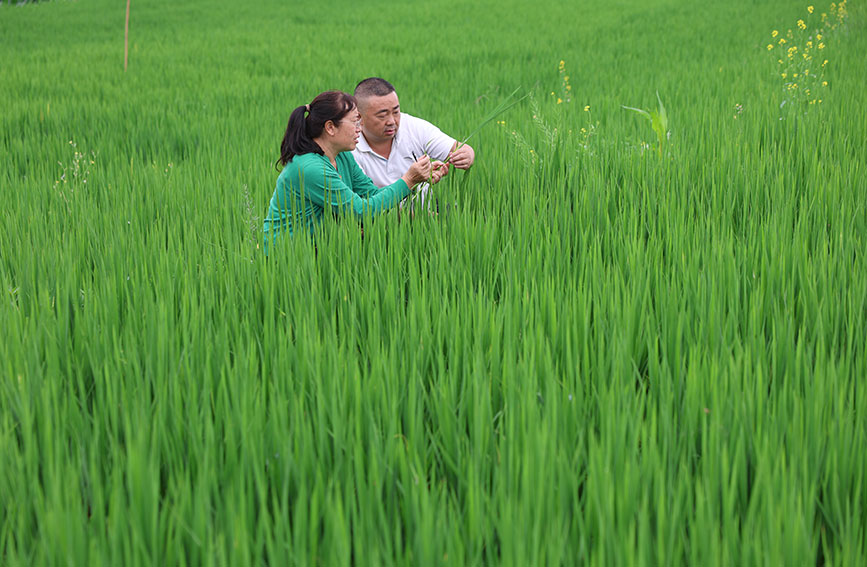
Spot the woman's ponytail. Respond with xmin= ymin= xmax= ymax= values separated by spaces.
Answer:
xmin=276 ymin=105 xmax=317 ymax=169
xmin=275 ymin=91 xmax=357 ymax=170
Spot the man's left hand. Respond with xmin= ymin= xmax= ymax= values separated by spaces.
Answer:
xmin=448 ymin=144 xmax=475 ymax=170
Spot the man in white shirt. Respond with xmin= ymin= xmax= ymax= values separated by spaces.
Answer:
xmin=351 ymin=77 xmax=475 ymax=209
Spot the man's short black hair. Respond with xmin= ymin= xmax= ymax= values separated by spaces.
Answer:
xmin=354 ymin=77 xmax=396 ymax=99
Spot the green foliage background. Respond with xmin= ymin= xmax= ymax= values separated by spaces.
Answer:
xmin=1 ymin=0 xmax=866 ymax=564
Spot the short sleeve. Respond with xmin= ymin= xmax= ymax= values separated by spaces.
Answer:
xmin=407 ymin=115 xmax=456 ymax=161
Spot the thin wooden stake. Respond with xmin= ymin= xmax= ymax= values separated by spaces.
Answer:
xmin=124 ymin=0 xmax=130 ymax=72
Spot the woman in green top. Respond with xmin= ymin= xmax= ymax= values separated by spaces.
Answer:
xmin=263 ymin=90 xmax=439 ymax=251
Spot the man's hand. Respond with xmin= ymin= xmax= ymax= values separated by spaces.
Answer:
xmin=448 ymin=143 xmax=475 ymax=170
xmin=430 ymin=161 xmax=449 ymax=184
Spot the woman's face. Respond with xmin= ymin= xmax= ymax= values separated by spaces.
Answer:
xmin=332 ymin=106 xmax=362 ymax=152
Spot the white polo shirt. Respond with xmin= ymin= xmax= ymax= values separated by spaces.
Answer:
xmin=351 ymin=113 xmax=456 ymax=188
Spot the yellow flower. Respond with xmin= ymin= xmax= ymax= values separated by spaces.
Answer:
xmin=566 ymin=85 xmax=571 ymax=91
xmin=797 ymin=19 xmax=806 ymax=30
xmin=782 ymin=73 xmax=787 ymax=78
xmin=816 ymin=33 xmax=822 ymax=40
xmin=564 ymin=76 xmax=569 ymax=81
xmin=584 ymin=105 xmax=590 ymax=112
xmin=793 ymin=73 xmax=798 ymax=77
xmin=808 ymin=5 xmax=814 ymax=13
xmin=559 ymin=60 xmax=565 ymax=69
xmin=779 ymin=38 xmax=787 ymax=44
xmin=772 ymin=30 xmax=779 ymax=37
xmin=822 ymin=81 xmax=828 ymax=86
xmin=767 ymin=44 xmax=774 ymax=50
xmin=806 ymin=41 xmax=813 ymax=48
xmin=818 ymin=42 xmax=825 ymax=49
xmin=822 ymin=59 xmax=828 ymax=66
xmin=557 ymin=98 xmax=562 ymax=104
xmin=818 ymin=99 xmax=823 ymax=103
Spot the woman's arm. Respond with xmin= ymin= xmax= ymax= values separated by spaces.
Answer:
xmin=299 ymin=157 xmax=410 ymax=218
xmin=345 ymin=153 xmax=432 ymax=199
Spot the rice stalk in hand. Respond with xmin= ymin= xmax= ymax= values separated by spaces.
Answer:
xmin=438 ymin=86 xmax=529 ymax=167
xmin=409 ymin=87 xmax=528 ymax=207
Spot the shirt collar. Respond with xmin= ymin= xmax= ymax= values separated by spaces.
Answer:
xmin=356 ymin=132 xmax=374 ymax=153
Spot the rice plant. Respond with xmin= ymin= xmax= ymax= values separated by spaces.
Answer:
xmin=1 ymin=0 xmax=866 ymax=564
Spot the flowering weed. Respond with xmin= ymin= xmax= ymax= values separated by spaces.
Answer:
xmin=501 ymin=61 xmax=599 ymax=179
xmin=767 ymin=1 xmax=848 ymax=116
xmin=54 ymin=139 xmax=96 ymax=207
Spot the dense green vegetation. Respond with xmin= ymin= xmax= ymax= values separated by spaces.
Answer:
xmin=2 ymin=0 xmax=865 ymax=564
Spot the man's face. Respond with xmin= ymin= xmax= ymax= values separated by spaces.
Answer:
xmin=358 ymin=92 xmax=401 ymax=144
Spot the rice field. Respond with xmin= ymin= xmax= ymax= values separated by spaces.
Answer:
xmin=1 ymin=0 xmax=866 ymax=564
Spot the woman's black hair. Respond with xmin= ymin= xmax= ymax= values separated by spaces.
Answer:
xmin=276 ymin=90 xmax=357 ymax=169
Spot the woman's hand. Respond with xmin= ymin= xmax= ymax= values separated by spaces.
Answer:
xmin=430 ymin=161 xmax=449 ymax=184
xmin=402 ymin=155 xmax=431 ymax=188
